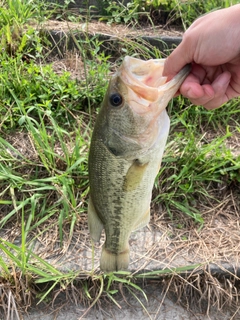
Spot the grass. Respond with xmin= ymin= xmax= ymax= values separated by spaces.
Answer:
xmin=0 ymin=0 xmax=240 ymax=318
xmin=153 ymin=97 xmax=240 ymax=222
xmin=97 ymin=0 xmax=240 ymax=28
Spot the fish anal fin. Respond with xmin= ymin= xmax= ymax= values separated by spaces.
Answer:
xmin=100 ymin=246 xmax=130 ymax=272
xmin=88 ymin=195 xmax=104 ymax=243
xmin=133 ymin=207 xmax=150 ymax=231
xmin=123 ymin=160 xmax=148 ymax=192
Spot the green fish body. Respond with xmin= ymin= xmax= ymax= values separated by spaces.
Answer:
xmin=88 ymin=56 xmax=190 ymax=272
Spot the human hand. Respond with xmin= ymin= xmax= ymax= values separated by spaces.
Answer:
xmin=163 ymin=4 xmax=240 ymax=109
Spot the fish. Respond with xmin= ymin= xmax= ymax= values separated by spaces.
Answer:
xmin=88 ymin=56 xmax=190 ymax=272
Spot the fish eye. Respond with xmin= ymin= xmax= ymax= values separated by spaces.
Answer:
xmin=109 ymin=93 xmax=123 ymax=107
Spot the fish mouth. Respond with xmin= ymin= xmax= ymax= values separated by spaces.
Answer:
xmin=118 ymin=56 xmax=191 ymax=113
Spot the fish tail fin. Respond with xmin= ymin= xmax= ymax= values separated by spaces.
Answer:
xmin=100 ymin=246 xmax=130 ymax=272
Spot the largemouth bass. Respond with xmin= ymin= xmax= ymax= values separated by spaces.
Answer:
xmin=88 ymin=56 xmax=190 ymax=272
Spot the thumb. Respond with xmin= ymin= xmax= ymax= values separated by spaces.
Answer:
xmin=163 ymin=42 xmax=192 ymax=79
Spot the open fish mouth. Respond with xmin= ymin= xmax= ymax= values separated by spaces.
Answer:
xmin=117 ymin=56 xmax=191 ymax=107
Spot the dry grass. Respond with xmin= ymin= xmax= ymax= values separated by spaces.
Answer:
xmin=42 ymin=20 xmax=183 ymax=38
xmin=0 ymin=271 xmax=33 ymax=320
xmin=166 ymin=270 xmax=240 ymax=318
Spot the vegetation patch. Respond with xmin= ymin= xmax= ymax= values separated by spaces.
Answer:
xmin=0 ymin=0 xmax=239 ymax=319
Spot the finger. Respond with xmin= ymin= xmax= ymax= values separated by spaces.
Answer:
xmin=202 ymin=72 xmax=231 ymax=109
xmin=180 ymin=77 xmax=212 ymax=99
xmin=179 ymin=66 xmax=215 ymax=100
xmin=163 ymin=42 xmax=192 ymax=79
xmin=181 ymin=83 xmax=215 ymax=106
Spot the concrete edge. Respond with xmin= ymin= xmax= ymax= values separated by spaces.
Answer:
xmin=43 ymin=29 xmax=182 ymax=58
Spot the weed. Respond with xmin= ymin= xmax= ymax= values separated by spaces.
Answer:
xmin=0 ymin=52 xmax=109 ymax=129
xmin=0 ymin=0 xmax=49 ymax=56
xmin=99 ymin=0 xmax=145 ymax=25
xmin=170 ymin=0 xmax=240 ymax=28
xmin=99 ymin=0 xmax=240 ymax=27
xmin=152 ymin=96 xmax=240 ymax=222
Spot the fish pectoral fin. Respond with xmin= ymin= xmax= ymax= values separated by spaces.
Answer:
xmin=133 ymin=208 xmax=150 ymax=231
xmin=88 ymin=195 xmax=104 ymax=242
xmin=123 ymin=159 xmax=148 ymax=192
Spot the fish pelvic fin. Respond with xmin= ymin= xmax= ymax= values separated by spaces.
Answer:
xmin=133 ymin=208 xmax=150 ymax=231
xmin=100 ymin=246 xmax=130 ymax=272
xmin=88 ymin=195 xmax=104 ymax=242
